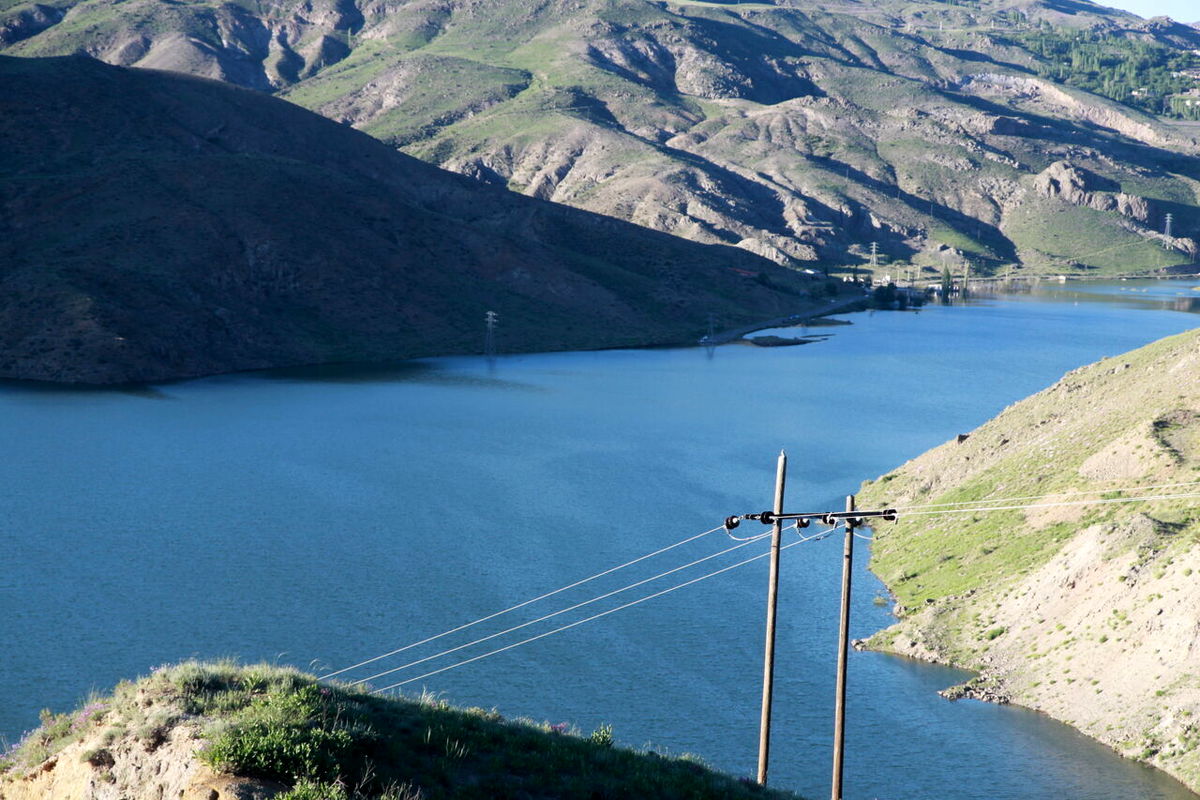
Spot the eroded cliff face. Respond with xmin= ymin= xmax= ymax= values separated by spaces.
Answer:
xmin=5 ymin=0 xmax=1200 ymax=274
xmin=0 ymin=723 xmax=278 ymax=800
xmin=0 ymin=674 xmax=280 ymax=800
xmin=859 ymin=328 xmax=1200 ymax=792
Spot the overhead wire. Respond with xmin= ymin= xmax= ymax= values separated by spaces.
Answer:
xmin=796 ymin=522 xmax=841 ymax=542
xmin=331 ymin=483 xmax=1200 ymax=686
xmin=888 ymin=480 xmax=1200 ymax=512
xmin=320 ymin=524 xmax=729 ymax=680
xmin=895 ymin=491 xmax=1200 ymax=518
xmin=350 ymin=528 xmax=784 ymax=686
xmin=371 ymin=528 xmax=838 ymax=694
xmin=724 ymin=524 xmax=772 ymax=542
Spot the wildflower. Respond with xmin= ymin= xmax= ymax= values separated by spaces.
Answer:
xmin=71 ymin=703 xmax=108 ymax=731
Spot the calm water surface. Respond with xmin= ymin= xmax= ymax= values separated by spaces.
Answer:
xmin=3 ymin=280 xmax=1199 ymax=799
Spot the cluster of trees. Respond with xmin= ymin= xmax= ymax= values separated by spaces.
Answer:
xmin=1009 ymin=29 xmax=1200 ymax=119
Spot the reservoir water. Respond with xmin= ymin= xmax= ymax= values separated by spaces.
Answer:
xmin=3 ymin=279 xmax=1199 ymax=799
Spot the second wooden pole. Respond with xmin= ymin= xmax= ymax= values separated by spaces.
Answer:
xmin=831 ymin=494 xmax=856 ymax=800
xmin=756 ymin=450 xmax=787 ymax=785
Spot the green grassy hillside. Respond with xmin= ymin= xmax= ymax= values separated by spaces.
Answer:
xmin=858 ymin=326 xmax=1200 ymax=791
xmin=0 ymin=661 xmax=803 ymax=800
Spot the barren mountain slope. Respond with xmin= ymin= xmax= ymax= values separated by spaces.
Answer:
xmin=5 ymin=0 xmax=1200 ymax=274
xmin=858 ymin=326 xmax=1200 ymax=792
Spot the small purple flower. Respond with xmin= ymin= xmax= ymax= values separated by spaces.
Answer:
xmin=1 ymin=730 xmax=33 ymax=768
xmin=71 ymin=703 xmax=108 ymax=731
xmin=550 ymin=722 xmax=569 ymax=734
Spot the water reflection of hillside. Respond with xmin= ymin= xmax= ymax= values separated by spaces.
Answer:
xmin=1169 ymin=296 xmax=1200 ymax=313
xmin=974 ymin=279 xmax=1200 ymax=315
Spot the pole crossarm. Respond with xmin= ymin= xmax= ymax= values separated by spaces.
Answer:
xmin=725 ymin=507 xmax=897 ymax=530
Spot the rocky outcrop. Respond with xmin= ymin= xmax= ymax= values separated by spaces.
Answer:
xmin=0 ymin=3 xmax=63 ymax=47
xmin=1027 ymin=160 xmax=1200 ymax=256
xmin=938 ymin=675 xmax=1011 ymax=705
xmin=0 ymin=721 xmax=280 ymax=800
xmin=961 ymin=73 xmax=1181 ymax=149
xmin=1032 ymin=160 xmax=1151 ymax=222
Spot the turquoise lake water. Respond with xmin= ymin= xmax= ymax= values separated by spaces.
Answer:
xmin=2 ymin=279 xmax=1199 ymax=798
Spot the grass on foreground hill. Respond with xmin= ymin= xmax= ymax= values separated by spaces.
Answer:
xmin=0 ymin=661 xmax=802 ymax=800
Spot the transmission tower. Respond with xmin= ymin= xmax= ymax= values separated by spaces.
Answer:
xmin=484 ymin=311 xmax=498 ymax=360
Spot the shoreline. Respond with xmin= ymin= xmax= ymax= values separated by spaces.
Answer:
xmin=8 ymin=276 xmax=1196 ymax=390
xmin=855 ymin=327 xmax=1200 ymax=795
xmin=0 ymin=292 xmax=875 ymax=390
xmin=701 ymin=295 xmax=869 ymax=344
xmin=861 ymin=633 xmax=1200 ymax=798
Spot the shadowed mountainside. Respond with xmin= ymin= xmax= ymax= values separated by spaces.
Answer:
xmin=0 ymin=54 xmax=820 ymax=384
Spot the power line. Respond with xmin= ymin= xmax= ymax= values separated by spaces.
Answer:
xmin=371 ymin=531 xmax=835 ymax=694
xmin=484 ymin=311 xmax=498 ymax=360
xmin=320 ymin=524 xmax=727 ymax=680
xmin=896 ymin=491 xmax=1200 ymax=518
xmin=351 ymin=530 xmax=781 ymax=687
xmin=1070 ymin=233 xmax=1165 ymax=263
xmin=718 ymin=469 xmax=1198 ymax=791
xmin=888 ymin=480 xmax=1200 ymax=512
xmin=722 ymin=487 xmax=1200 ymax=537
xmin=725 ymin=523 xmax=780 ymax=542
xmin=796 ymin=524 xmax=841 ymax=543
xmin=329 ymin=485 xmax=1199 ymax=692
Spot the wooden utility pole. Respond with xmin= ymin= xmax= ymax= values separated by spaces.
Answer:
xmin=831 ymin=495 xmax=856 ymax=800
xmin=724 ymin=486 xmax=897 ymax=792
xmin=757 ymin=451 xmax=787 ymax=785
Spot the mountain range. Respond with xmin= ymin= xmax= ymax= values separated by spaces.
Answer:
xmin=5 ymin=0 xmax=1200 ymax=275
